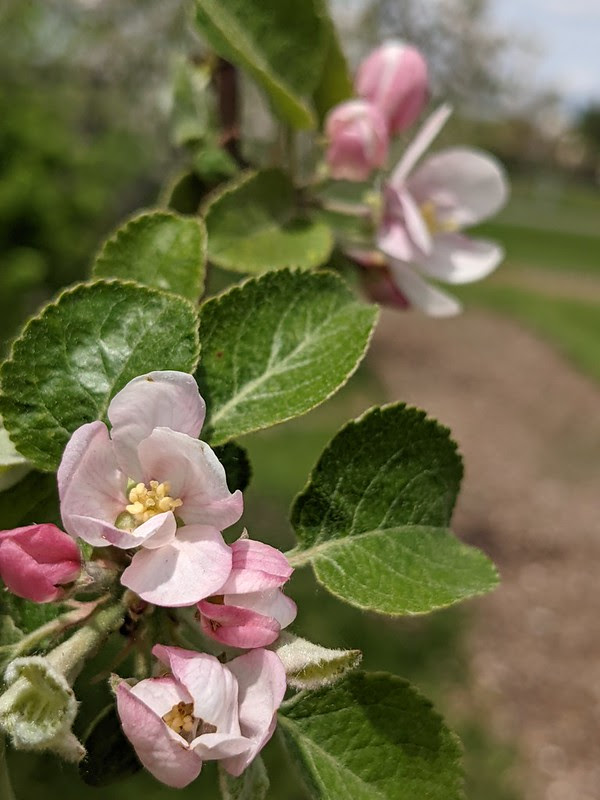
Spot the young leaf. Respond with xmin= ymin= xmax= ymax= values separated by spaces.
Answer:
xmin=289 ymin=405 xmax=498 ymax=614
xmin=193 ymin=0 xmax=328 ymax=129
xmin=79 ymin=704 xmax=141 ymax=787
xmin=0 ymin=280 xmax=200 ymax=472
xmin=218 ymin=757 xmax=269 ymax=800
xmin=93 ymin=212 xmax=206 ymax=302
xmin=270 ymin=632 xmax=362 ymax=690
xmin=196 ymin=269 xmax=378 ymax=444
xmin=312 ymin=4 xmax=353 ymax=121
xmin=212 ymin=441 xmax=252 ymax=493
xmin=204 ymin=169 xmax=333 ymax=274
xmin=278 ymin=671 xmax=464 ymax=800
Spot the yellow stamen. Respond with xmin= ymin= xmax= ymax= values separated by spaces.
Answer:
xmin=124 ymin=480 xmax=183 ymax=526
xmin=420 ymin=201 xmax=458 ymax=235
xmin=162 ymin=702 xmax=217 ymax=742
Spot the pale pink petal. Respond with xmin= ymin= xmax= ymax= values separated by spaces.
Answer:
xmin=58 ymin=421 xmax=126 ymax=547
xmin=377 ymin=221 xmax=418 ymax=263
xmin=198 ymin=600 xmax=281 ymax=649
xmin=121 ymin=525 xmax=232 ymax=607
xmin=228 ymin=589 xmax=297 ymax=630
xmin=0 ymin=539 xmax=61 ymax=602
xmin=397 ymin=189 xmax=432 ymax=255
xmin=108 ymin=371 xmax=206 ymax=480
xmin=130 ymin=675 xmax=193 ymax=717
xmin=103 ymin=511 xmax=177 ymax=550
xmin=417 ymin=234 xmax=504 ymax=284
xmin=222 ymin=650 xmax=287 ymax=777
xmin=137 ymin=428 xmax=243 ymax=530
xmin=389 ymin=260 xmax=462 ymax=317
xmin=116 ymin=682 xmax=202 ymax=789
xmin=408 ymin=147 xmax=509 ymax=227
xmin=152 ymin=647 xmax=241 ymax=735
xmin=191 ymin=732 xmax=250 ymax=762
xmin=390 ymin=103 xmax=452 ymax=185
xmin=218 ymin=539 xmax=293 ymax=594
xmin=325 ymin=99 xmax=389 ymax=181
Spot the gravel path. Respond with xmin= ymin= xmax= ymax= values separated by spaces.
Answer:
xmin=370 ymin=307 xmax=600 ymax=800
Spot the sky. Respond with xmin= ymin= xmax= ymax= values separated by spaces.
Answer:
xmin=491 ymin=0 xmax=600 ymax=108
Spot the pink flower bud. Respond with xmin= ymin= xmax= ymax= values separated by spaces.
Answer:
xmin=356 ymin=41 xmax=428 ymax=134
xmin=0 ymin=524 xmax=81 ymax=603
xmin=325 ymin=100 xmax=389 ymax=181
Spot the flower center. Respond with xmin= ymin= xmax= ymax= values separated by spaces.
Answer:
xmin=419 ymin=201 xmax=458 ymax=235
xmin=125 ymin=481 xmax=183 ymax=526
xmin=162 ymin=701 xmax=217 ymax=743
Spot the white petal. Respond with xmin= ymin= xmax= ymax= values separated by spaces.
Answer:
xmin=226 ymin=589 xmax=297 ymax=630
xmin=389 ymin=261 xmax=462 ymax=317
xmin=417 ymin=234 xmax=504 ymax=284
xmin=58 ymin=421 xmax=126 ymax=547
xmin=137 ymin=428 xmax=243 ymax=529
xmin=121 ymin=525 xmax=232 ymax=607
xmin=130 ymin=676 xmax=193 ymax=718
xmin=107 ymin=371 xmax=206 ymax=480
xmin=408 ymin=147 xmax=509 ymax=227
xmin=390 ymin=104 xmax=452 ymax=185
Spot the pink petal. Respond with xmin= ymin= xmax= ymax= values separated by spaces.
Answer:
xmin=198 ymin=600 xmax=281 ymax=649
xmin=229 ymin=589 xmax=297 ymax=630
xmin=390 ymin=103 xmax=452 ymax=185
xmin=218 ymin=539 xmax=293 ymax=594
xmin=408 ymin=147 xmax=509 ymax=227
xmin=152 ymin=646 xmax=241 ymax=735
xmin=0 ymin=524 xmax=81 ymax=584
xmin=417 ymin=234 xmax=504 ymax=284
xmin=389 ymin=260 xmax=462 ymax=317
xmin=137 ymin=428 xmax=243 ymax=530
xmin=103 ymin=510 xmax=177 ymax=550
xmin=121 ymin=525 xmax=232 ymax=607
xmin=191 ymin=732 xmax=250 ymax=762
xmin=116 ymin=682 xmax=202 ymax=789
xmin=108 ymin=371 xmax=206 ymax=480
xmin=58 ymin=421 xmax=126 ymax=547
xmin=222 ymin=650 xmax=287 ymax=777
xmin=325 ymin=99 xmax=389 ymax=181
xmin=130 ymin=675 xmax=193 ymax=717
xmin=0 ymin=539 xmax=61 ymax=602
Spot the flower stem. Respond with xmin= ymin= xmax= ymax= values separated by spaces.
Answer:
xmin=0 ymin=734 xmax=16 ymax=800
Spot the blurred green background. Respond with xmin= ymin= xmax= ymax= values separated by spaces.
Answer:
xmin=2 ymin=1 xmax=599 ymax=798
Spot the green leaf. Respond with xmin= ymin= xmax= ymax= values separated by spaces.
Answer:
xmin=204 ymin=169 xmax=334 ymax=274
xmin=212 ymin=441 xmax=252 ymax=492
xmin=80 ymin=704 xmax=141 ymax=786
xmin=0 ymin=592 xmax=66 ymax=636
xmin=0 ymin=471 xmax=60 ymax=529
xmin=93 ymin=212 xmax=206 ymax=302
xmin=0 ymin=280 xmax=200 ymax=472
xmin=162 ymin=171 xmax=208 ymax=215
xmin=312 ymin=4 xmax=353 ymax=122
xmin=218 ymin=757 xmax=269 ymax=800
xmin=196 ymin=269 xmax=378 ymax=444
xmin=0 ymin=417 xmax=30 ymax=492
xmin=271 ymin=632 xmax=362 ymax=690
xmin=278 ymin=671 xmax=464 ymax=800
xmin=289 ymin=405 xmax=498 ymax=614
xmin=0 ymin=616 xmax=24 ymax=648
xmin=193 ymin=0 xmax=328 ymax=129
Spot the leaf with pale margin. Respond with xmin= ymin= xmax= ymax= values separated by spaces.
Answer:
xmin=0 ymin=471 xmax=60 ymax=529
xmin=204 ymin=170 xmax=333 ymax=274
xmin=93 ymin=212 xmax=206 ymax=302
xmin=278 ymin=671 xmax=464 ymax=800
xmin=193 ymin=0 xmax=327 ymax=129
xmin=270 ymin=632 xmax=361 ymax=690
xmin=218 ymin=757 xmax=269 ymax=800
xmin=196 ymin=270 xmax=378 ymax=444
xmin=312 ymin=3 xmax=353 ymax=122
xmin=0 ymin=281 xmax=200 ymax=471
xmin=289 ymin=405 xmax=498 ymax=614
xmin=0 ymin=418 xmax=30 ymax=492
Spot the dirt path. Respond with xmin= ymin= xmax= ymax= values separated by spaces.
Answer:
xmin=370 ymin=308 xmax=600 ymax=800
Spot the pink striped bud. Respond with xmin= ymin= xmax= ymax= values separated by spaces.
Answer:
xmin=325 ymin=100 xmax=389 ymax=181
xmin=356 ymin=41 xmax=428 ymax=134
xmin=0 ymin=524 xmax=81 ymax=603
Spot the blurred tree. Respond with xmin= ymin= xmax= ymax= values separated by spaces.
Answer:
xmin=578 ymin=104 xmax=600 ymax=155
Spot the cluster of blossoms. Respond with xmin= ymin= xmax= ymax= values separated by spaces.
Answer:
xmin=0 ymin=371 xmax=296 ymax=787
xmin=324 ymin=41 xmax=509 ymax=316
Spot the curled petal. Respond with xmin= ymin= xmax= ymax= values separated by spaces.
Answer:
xmin=229 ymin=589 xmax=297 ymax=631
xmin=191 ymin=732 xmax=250 ymax=762
xmin=58 ymin=421 xmax=125 ymax=546
xmin=390 ymin=103 xmax=452 ymax=185
xmin=116 ymin=683 xmax=202 ymax=789
xmin=408 ymin=147 xmax=509 ymax=227
xmin=129 ymin=675 xmax=193 ymax=718
xmin=108 ymin=371 xmax=206 ymax=480
xmin=137 ymin=428 xmax=243 ymax=530
xmin=389 ymin=260 xmax=462 ymax=317
xmin=121 ymin=525 xmax=232 ymax=607
xmin=218 ymin=539 xmax=293 ymax=594
xmin=198 ymin=600 xmax=281 ymax=649
xmin=222 ymin=650 xmax=287 ymax=777
xmin=103 ymin=511 xmax=177 ymax=550
xmin=417 ymin=234 xmax=504 ymax=284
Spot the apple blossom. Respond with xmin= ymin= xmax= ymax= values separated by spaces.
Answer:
xmin=325 ymin=99 xmax=389 ymax=181
xmin=356 ymin=40 xmax=428 ymax=134
xmin=115 ymin=644 xmax=286 ymax=788
xmin=0 ymin=524 xmax=81 ymax=603
xmin=198 ymin=536 xmax=297 ymax=648
xmin=57 ymin=371 xmax=243 ymax=606
xmin=377 ymin=104 xmax=509 ymax=316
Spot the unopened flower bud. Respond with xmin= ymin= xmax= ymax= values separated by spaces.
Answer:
xmin=0 ymin=524 xmax=81 ymax=603
xmin=356 ymin=41 xmax=428 ymax=134
xmin=325 ymin=100 xmax=388 ymax=181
